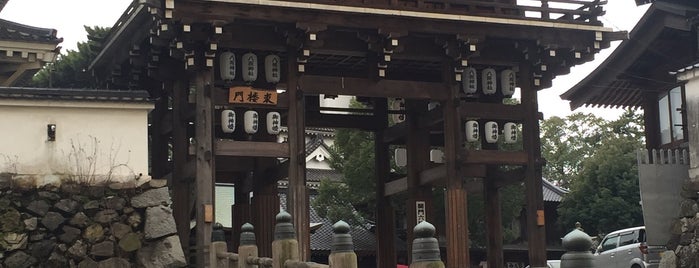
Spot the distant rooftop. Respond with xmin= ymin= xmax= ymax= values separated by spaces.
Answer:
xmin=0 ymin=18 xmax=62 ymax=44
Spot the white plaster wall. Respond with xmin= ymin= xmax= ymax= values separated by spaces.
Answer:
xmin=0 ymin=99 xmax=153 ymax=186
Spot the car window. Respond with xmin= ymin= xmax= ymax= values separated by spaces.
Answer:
xmin=619 ymin=231 xmax=636 ymax=246
xmin=601 ymin=235 xmax=619 ymax=252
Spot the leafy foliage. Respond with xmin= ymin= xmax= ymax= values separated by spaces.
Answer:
xmin=556 ymin=110 xmax=645 ymax=236
xmin=32 ymin=26 xmax=110 ymax=88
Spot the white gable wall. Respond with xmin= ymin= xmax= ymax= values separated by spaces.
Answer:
xmin=0 ymin=99 xmax=153 ymax=186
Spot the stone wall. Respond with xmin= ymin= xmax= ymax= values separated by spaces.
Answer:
xmin=660 ymin=178 xmax=699 ymax=268
xmin=0 ymin=179 xmax=186 ymax=268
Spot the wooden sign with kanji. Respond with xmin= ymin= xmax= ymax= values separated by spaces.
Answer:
xmin=228 ymin=86 xmax=278 ymax=105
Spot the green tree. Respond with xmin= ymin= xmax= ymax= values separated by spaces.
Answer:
xmin=32 ymin=26 xmax=110 ymax=88
xmin=540 ymin=113 xmax=606 ymax=188
xmin=557 ymin=110 xmax=645 ymax=236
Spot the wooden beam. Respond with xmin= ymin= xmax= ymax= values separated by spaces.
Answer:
xmin=214 ymin=140 xmax=289 ymax=158
xmin=286 ymin=49 xmax=310 ymax=260
xmin=521 ymin=63 xmax=547 ymax=267
xmin=374 ymin=98 xmax=397 ymax=268
xmin=442 ymin=61 xmax=470 ymax=267
xmin=460 ymin=102 xmax=527 ymax=121
xmin=171 ymin=79 xmax=193 ymax=260
xmin=382 ymin=121 xmax=407 ymax=144
xmin=462 ymin=150 xmax=529 ymax=165
xmin=306 ymin=112 xmax=379 ymax=130
xmin=194 ymin=68 xmax=214 ymax=268
xmin=384 ymin=164 xmax=487 ymax=196
xmin=299 ymin=75 xmax=448 ymax=100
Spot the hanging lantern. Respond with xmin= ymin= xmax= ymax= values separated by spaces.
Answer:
xmin=391 ymin=98 xmax=405 ymax=123
xmin=463 ymin=67 xmax=478 ymax=94
xmin=430 ymin=149 xmax=444 ymax=164
xmin=465 ymin=120 xmax=479 ymax=142
xmin=485 ymin=121 xmax=499 ymax=143
xmin=265 ymin=54 xmax=281 ymax=83
xmin=219 ymin=52 xmax=236 ymax=81
xmin=501 ymin=69 xmax=516 ymax=97
xmin=482 ymin=68 xmax=497 ymax=95
xmin=504 ymin=122 xmax=518 ymax=144
xmin=395 ymin=148 xmax=407 ymax=167
xmin=266 ymin=112 xmax=281 ymax=135
xmin=221 ymin=109 xmax=236 ymax=133
xmin=244 ymin=110 xmax=259 ymax=134
xmin=242 ymin=52 xmax=258 ymax=82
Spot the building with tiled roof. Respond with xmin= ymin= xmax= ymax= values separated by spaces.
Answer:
xmin=0 ymin=1 xmax=62 ymax=86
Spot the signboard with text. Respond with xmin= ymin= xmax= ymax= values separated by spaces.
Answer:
xmin=228 ymin=86 xmax=278 ymax=106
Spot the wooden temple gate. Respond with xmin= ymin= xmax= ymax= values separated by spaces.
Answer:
xmin=89 ymin=0 xmax=621 ymax=267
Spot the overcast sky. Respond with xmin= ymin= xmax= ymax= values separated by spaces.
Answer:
xmin=0 ymin=0 xmax=650 ymax=119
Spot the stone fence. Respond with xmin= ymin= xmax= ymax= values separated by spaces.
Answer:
xmin=212 ymin=212 xmax=445 ymax=268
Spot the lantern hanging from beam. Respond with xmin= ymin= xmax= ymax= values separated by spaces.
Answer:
xmin=482 ymin=68 xmax=497 ymax=95
xmin=219 ymin=52 xmax=236 ymax=81
xmin=395 ymin=148 xmax=407 ymax=167
xmin=504 ymin=122 xmax=518 ymax=144
xmin=242 ymin=52 xmax=258 ymax=82
xmin=221 ymin=109 xmax=236 ymax=133
xmin=465 ymin=120 xmax=479 ymax=142
xmin=244 ymin=110 xmax=259 ymax=134
xmin=265 ymin=54 xmax=281 ymax=83
xmin=463 ymin=67 xmax=477 ymax=94
xmin=501 ymin=69 xmax=516 ymax=97
xmin=485 ymin=121 xmax=498 ymax=143
xmin=267 ymin=112 xmax=281 ymax=135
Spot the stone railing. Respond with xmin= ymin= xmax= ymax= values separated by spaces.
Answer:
xmin=211 ymin=212 xmax=445 ymax=268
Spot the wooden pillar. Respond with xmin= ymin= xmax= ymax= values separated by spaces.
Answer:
xmin=520 ymin=64 xmax=547 ymax=267
xmin=171 ymin=78 xmax=193 ymax=259
xmin=443 ymin=62 xmax=469 ymax=267
xmin=150 ymin=95 xmax=169 ymax=179
xmin=286 ymin=50 xmax=310 ymax=260
xmin=484 ymin=177 xmax=504 ymax=268
xmin=374 ymin=98 xmax=397 ymax=268
xmin=194 ymin=68 xmax=215 ymax=268
xmin=232 ymin=174 xmax=251 ymax=250
xmin=642 ymin=91 xmax=661 ymax=151
xmin=253 ymin=179 xmax=279 ymax=257
xmin=405 ymin=100 xmax=433 ymax=263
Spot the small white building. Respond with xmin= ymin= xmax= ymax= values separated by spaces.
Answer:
xmin=0 ymin=87 xmax=153 ymax=187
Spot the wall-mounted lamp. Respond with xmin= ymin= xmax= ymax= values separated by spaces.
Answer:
xmin=47 ymin=124 xmax=56 ymax=141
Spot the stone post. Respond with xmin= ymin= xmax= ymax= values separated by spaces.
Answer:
xmin=560 ymin=224 xmax=595 ymax=268
xmin=212 ymin=223 xmax=231 ymax=268
xmin=328 ymin=221 xmax=358 ymax=268
xmin=409 ymin=221 xmax=444 ymax=268
xmin=272 ymin=211 xmax=299 ymax=268
xmin=239 ymin=223 xmax=259 ymax=268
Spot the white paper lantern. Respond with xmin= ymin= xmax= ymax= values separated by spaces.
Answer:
xmin=465 ymin=120 xmax=479 ymax=142
xmin=463 ymin=67 xmax=477 ymax=94
xmin=395 ymin=148 xmax=407 ymax=167
xmin=485 ymin=121 xmax=499 ymax=143
xmin=242 ymin=53 xmax=258 ymax=82
xmin=219 ymin=52 xmax=236 ymax=81
xmin=244 ymin=110 xmax=259 ymax=134
xmin=482 ymin=68 xmax=497 ymax=95
xmin=266 ymin=112 xmax=281 ymax=135
xmin=501 ymin=69 xmax=516 ymax=97
xmin=221 ymin=109 xmax=236 ymax=133
xmin=504 ymin=122 xmax=518 ymax=144
xmin=430 ymin=149 xmax=444 ymax=164
xmin=391 ymin=98 xmax=405 ymax=123
xmin=265 ymin=54 xmax=281 ymax=83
